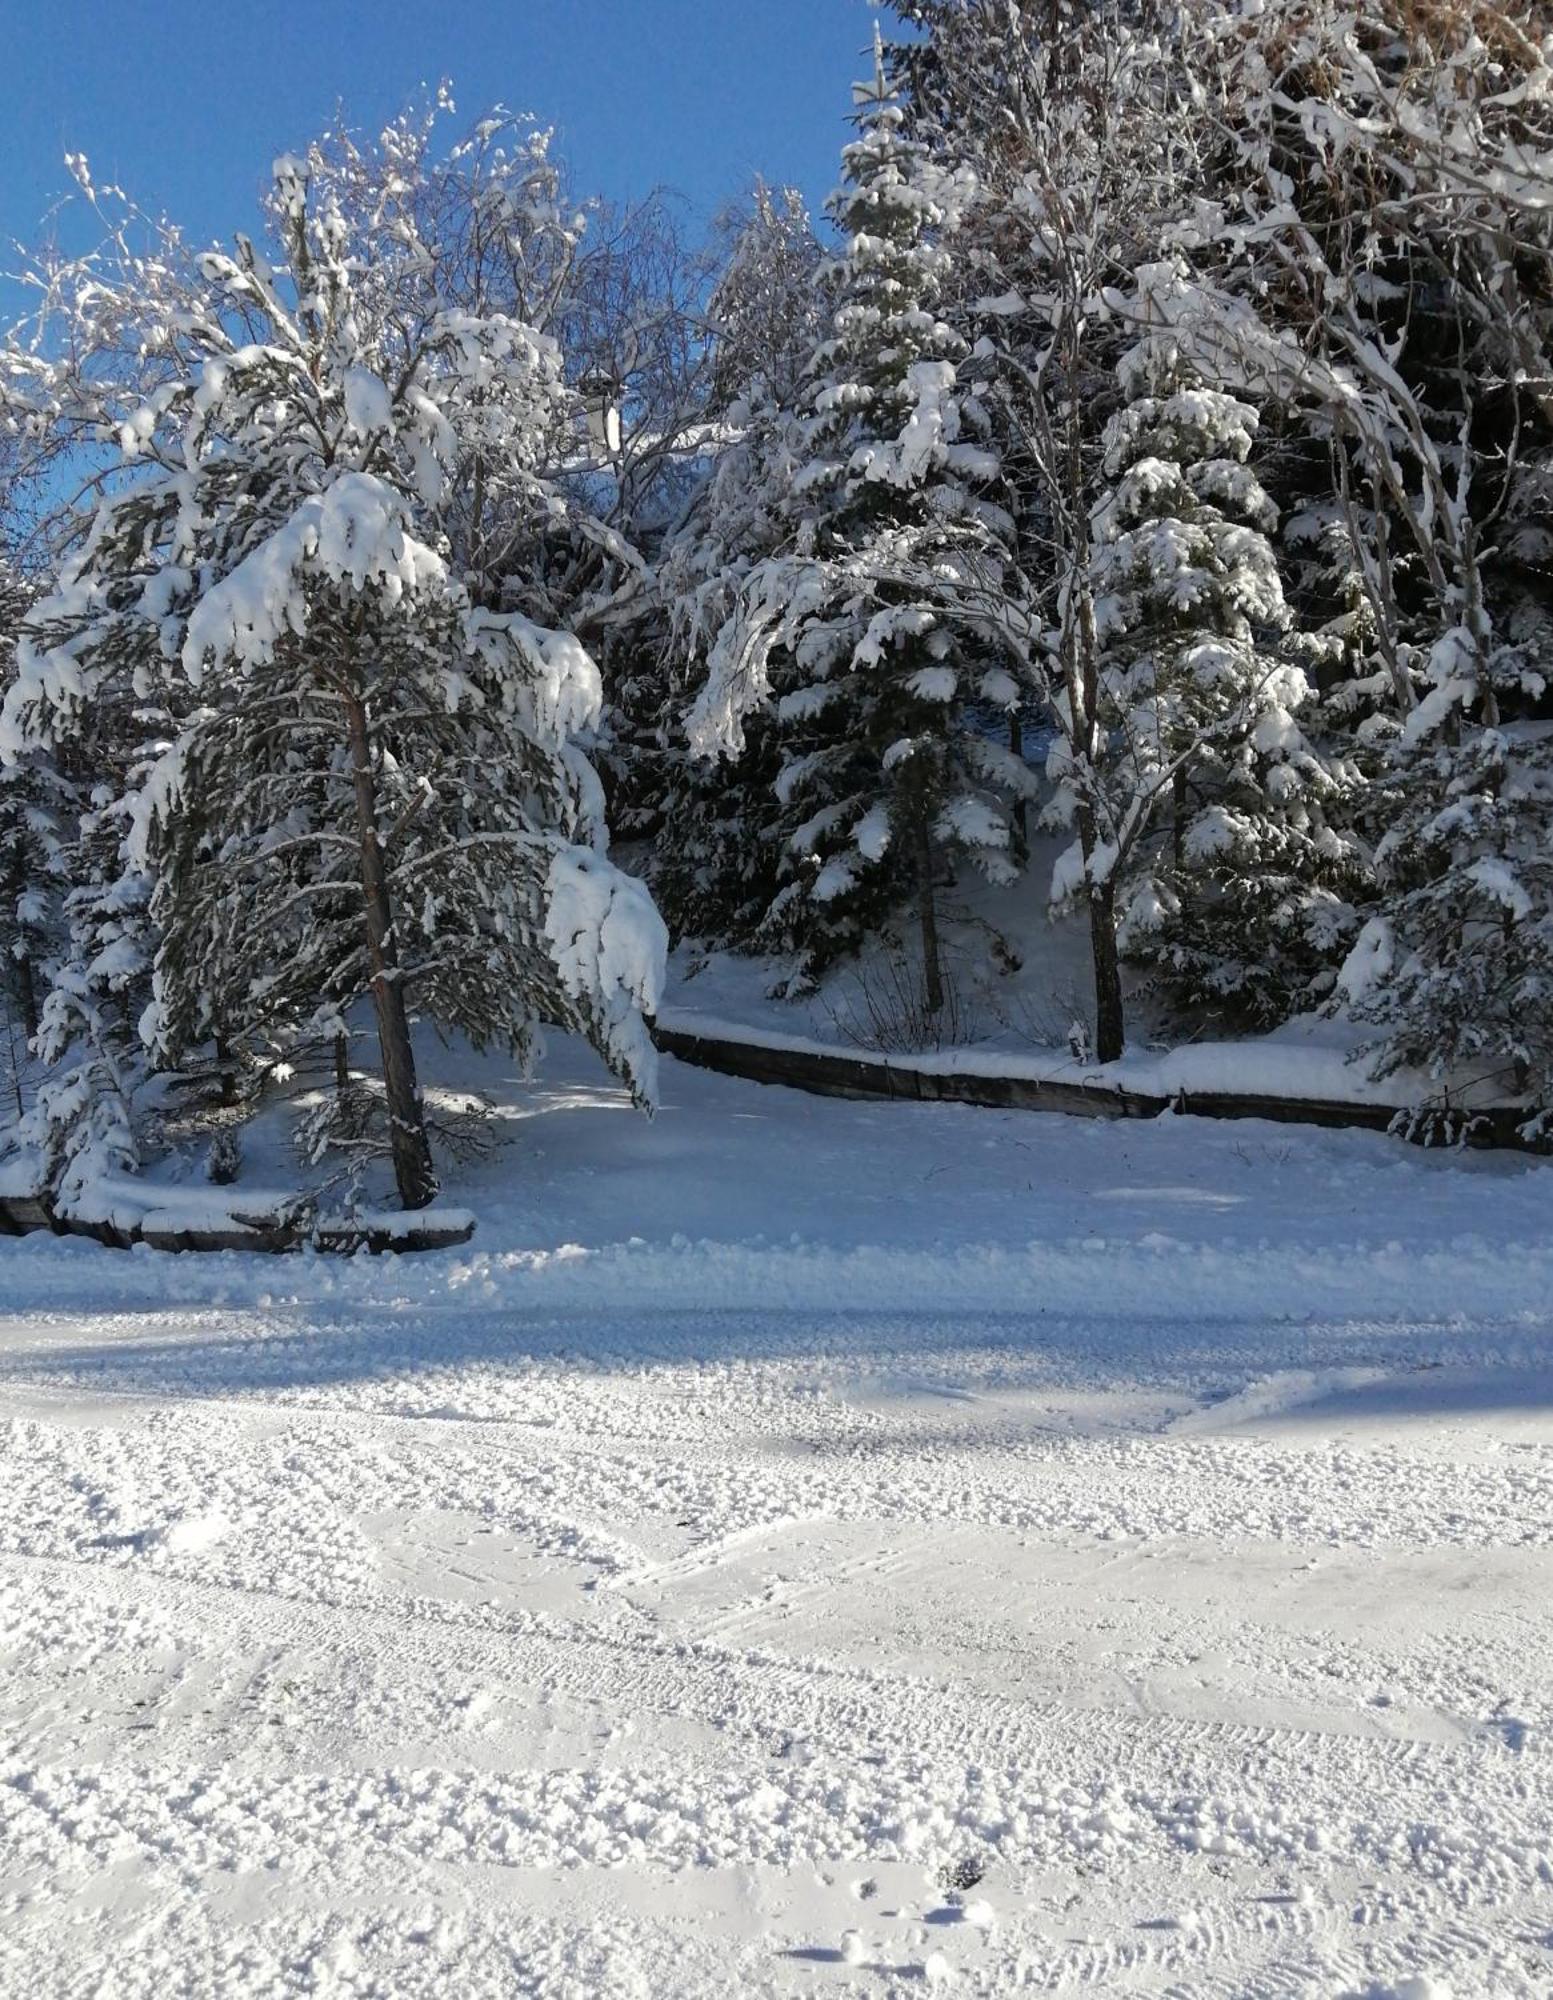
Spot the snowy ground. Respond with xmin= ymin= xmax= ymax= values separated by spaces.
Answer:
xmin=2 ymin=1038 xmax=1552 ymax=1996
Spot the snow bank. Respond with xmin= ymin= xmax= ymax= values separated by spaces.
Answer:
xmin=6 ymin=1216 xmax=1551 ymax=1331
xmin=345 ymin=1207 xmax=477 ymax=1242
xmin=0 ymin=1170 xmax=476 ymax=1255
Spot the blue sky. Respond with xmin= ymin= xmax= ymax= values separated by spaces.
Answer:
xmin=2 ymin=0 xmax=889 ymax=268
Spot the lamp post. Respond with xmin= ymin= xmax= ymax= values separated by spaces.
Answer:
xmin=579 ymin=367 xmax=622 ymax=460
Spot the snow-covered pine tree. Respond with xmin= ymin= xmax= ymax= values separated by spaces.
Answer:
xmin=4 ymin=152 xmax=665 ymax=1213
xmin=1340 ymin=614 xmax=1553 ymax=1137
xmin=1040 ymin=273 xmax=1361 ymax=1036
xmin=0 ymin=493 xmax=176 ymax=1213
xmin=707 ymin=182 xmax=826 ymax=417
xmin=0 ymin=555 xmax=67 ymax=1047
xmin=0 ymin=555 xmax=70 ymax=1131
xmin=646 ymin=186 xmax=828 ymax=953
xmin=1181 ymin=0 xmax=1553 ymax=1104
xmin=686 ymin=37 xmax=1022 ymax=1005
xmin=1076 ymin=297 xmax=1364 ymax=1029
xmin=873 ymin=0 xmax=1194 ymax=1058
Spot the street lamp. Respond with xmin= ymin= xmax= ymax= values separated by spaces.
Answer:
xmin=579 ymin=366 xmax=622 ymax=459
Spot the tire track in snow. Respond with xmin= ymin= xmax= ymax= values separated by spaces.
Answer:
xmin=5 ymin=1547 xmax=1550 ymax=1902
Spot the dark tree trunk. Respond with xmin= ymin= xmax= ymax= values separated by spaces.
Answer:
xmin=5 ymin=1011 xmax=22 ymax=1121
xmin=334 ymin=1031 xmax=351 ymax=1100
xmin=1172 ymin=768 xmax=1188 ymax=871
xmin=1076 ymin=785 xmax=1124 ymax=1063
xmin=343 ymin=686 xmax=437 ymax=1211
xmin=1065 ymin=562 xmax=1125 ymax=1065
xmin=1088 ymin=878 xmax=1125 ymax=1064
xmin=6 ymin=836 xmax=37 ymax=1042
xmin=15 ymin=953 xmax=36 ymax=1043
xmin=1009 ymin=712 xmax=1029 ymax=864
xmin=215 ymin=1034 xmax=237 ymax=1108
xmin=913 ymin=811 xmax=946 ymax=1017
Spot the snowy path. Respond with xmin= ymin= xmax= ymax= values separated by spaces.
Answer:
xmin=2 ymin=1045 xmax=1552 ymax=1995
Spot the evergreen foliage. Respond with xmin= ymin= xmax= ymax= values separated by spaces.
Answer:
xmin=3 ymin=1 xmax=1553 ymax=1197
xmin=1 ymin=150 xmax=664 ymax=1211
xmin=682 ymin=39 xmax=1023 ymax=1000
xmin=1076 ymin=300 xmax=1366 ymax=1027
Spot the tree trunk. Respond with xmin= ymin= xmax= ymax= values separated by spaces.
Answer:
xmin=6 ymin=836 xmax=37 ymax=1042
xmin=1088 ymin=878 xmax=1125 ymax=1064
xmin=913 ymin=810 xmax=946 ymax=1017
xmin=1073 ymin=774 xmax=1126 ymax=1065
xmin=1009 ymin=712 xmax=1029 ymax=865
xmin=215 ymin=1034 xmax=237 ymax=1108
xmin=5 ymin=1014 xmax=23 ymax=1122
xmin=1064 ymin=564 xmax=1125 ymax=1065
xmin=334 ymin=1031 xmax=351 ymax=1101
xmin=1172 ymin=768 xmax=1187 ymax=871
xmin=342 ymin=686 xmax=437 ymax=1210
xmin=15 ymin=953 xmax=36 ymax=1043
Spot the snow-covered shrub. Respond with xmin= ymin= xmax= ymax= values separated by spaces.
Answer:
xmin=824 ymin=950 xmax=985 ymax=1055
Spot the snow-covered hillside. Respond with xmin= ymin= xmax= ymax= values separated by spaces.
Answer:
xmin=1 ymin=1040 xmax=1550 ymax=1996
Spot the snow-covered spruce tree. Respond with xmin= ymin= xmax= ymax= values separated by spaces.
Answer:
xmin=0 ymin=556 xmax=68 ymax=1047
xmin=873 ymin=2 xmax=1196 ymax=1058
xmin=1062 ymin=303 xmax=1364 ymax=1030
xmin=686 ymin=42 xmax=1022 ymax=1005
xmin=706 ymin=182 xmax=827 ymax=417
xmin=0 ymin=498 xmax=176 ymax=1212
xmin=651 ymin=428 xmax=805 ymax=953
xmin=1339 ymin=618 xmax=1553 ymax=1135
xmin=4 ymin=153 xmax=665 ymax=1213
xmin=1174 ymin=0 xmax=1553 ymax=1096
xmin=645 ymin=187 xmax=828 ymax=952
xmin=0 ymin=555 xmax=71 ymax=1138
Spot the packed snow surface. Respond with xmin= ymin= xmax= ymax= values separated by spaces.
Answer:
xmin=2 ymin=1038 xmax=1552 ymax=1995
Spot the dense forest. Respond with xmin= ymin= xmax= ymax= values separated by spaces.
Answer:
xmin=3 ymin=0 xmax=1552 ymax=1214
